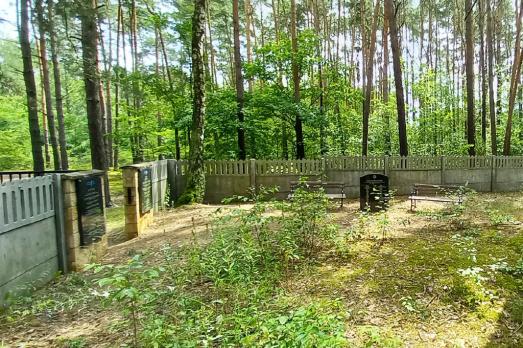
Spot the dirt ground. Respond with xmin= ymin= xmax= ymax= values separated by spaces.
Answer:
xmin=1 ymin=193 xmax=522 ymax=347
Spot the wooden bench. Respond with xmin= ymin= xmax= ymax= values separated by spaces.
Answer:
xmin=409 ymin=183 xmax=468 ymax=211
xmin=288 ymin=181 xmax=346 ymax=207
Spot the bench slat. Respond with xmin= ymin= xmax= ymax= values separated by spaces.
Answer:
xmin=408 ymin=196 xmax=458 ymax=203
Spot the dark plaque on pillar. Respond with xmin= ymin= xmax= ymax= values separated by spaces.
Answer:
xmin=139 ymin=167 xmax=153 ymax=214
xmin=360 ymin=174 xmax=389 ymax=212
xmin=76 ymin=175 xmax=105 ymax=245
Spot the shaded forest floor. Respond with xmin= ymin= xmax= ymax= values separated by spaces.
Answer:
xmin=1 ymin=192 xmax=523 ymax=347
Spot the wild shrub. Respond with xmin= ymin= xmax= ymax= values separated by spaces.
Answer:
xmin=86 ymin=186 xmax=341 ymax=346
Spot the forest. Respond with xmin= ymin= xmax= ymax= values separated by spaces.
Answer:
xmin=3 ymin=1 xmax=523 ymax=346
xmin=1 ymin=0 xmax=523 ymax=172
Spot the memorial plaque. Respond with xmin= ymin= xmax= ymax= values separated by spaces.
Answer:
xmin=360 ymin=174 xmax=389 ymax=212
xmin=139 ymin=167 xmax=153 ymax=214
xmin=76 ymin=175 xmax=105 ymax=245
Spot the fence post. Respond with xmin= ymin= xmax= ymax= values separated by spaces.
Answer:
xmin=249 ymin=159 xmax=256 ymax=189
xmin=52 ymin=174 xmax=68 ymax=274
xmin=490 ymin=155 xmax=496 ymax=192
xmin=440 ymin=156 xmax=446 ymax=185
xmin=321 ymin=157 xmax=326 ymax=179
xmin=384 ymin=156 xmax=389 ymax=176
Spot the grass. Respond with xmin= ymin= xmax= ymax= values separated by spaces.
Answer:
xmin=106 ymin=170 xmax=125 ymax=245
xmin=0 ymin=192 xmax=522 ymax=347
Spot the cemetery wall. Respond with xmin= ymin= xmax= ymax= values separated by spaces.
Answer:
xmin=62 ymin=171 xmax=108 ymax=271
xmin=122 ymin=160 xmax=168 ymax=237
xmin=167 ymin=156 xmax=523 ymax=203
xmin=0 ymin=175 xmax=65 ymax=303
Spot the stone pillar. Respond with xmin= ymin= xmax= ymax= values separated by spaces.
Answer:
xmin=62 ymin=171 xmax=108 ymax=271
xmin=122 ymin=165 xmax=154 ymax=239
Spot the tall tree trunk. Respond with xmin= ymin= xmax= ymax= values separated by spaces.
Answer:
xmin=479 ymin=0 xmax=487 ymax=149
xmin=79 ymin=0 xmax=111 ymax=204
xmin=37 ymin=53 xmax=50 ymax=168
xmin=486 ymin=0 xmax=497 ymax=154
xmin=383 ymin=8 xmax=391 ymax=155
xmin=181 ymin=0 xmax=207 ymax=203
xmin=155 ymin=29 xmax=164 ymax=159
xmin=291 ymin=0 xmax=305 ymax=159
xmin=503 ymin=0 xmax=523 ymax=155
xmin=313 ymin=0 xmax=327 ymax=155
xmin=113 ymin=0 xmax=122 ymax=168
xmin=233 ymin=0 xmax=246 ymax=160
xmin=465 ymin=0 xmax=476 ymax=155
xmin=362 ymin=0 xmax=380 ymax=156
xmin=19 ymin=0 xmax=44 ymax=172
xmin=271 ymin=0 xmax=288 ymax=159
xmin=101 ymin=0 xmax=113 ymax=166
xmin=245 ymin=0 xmax=254 ymax=92
xmin=36 ymin=0 xmax=60 ymax=170
xmin=47 ymin=0 xmax=69 ymax=170
xmin=384 ymin=0 xmax=408 ymax=156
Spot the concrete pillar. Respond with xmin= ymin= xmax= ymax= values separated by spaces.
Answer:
xmin=440 ymin=156 xmax=446 ymax=185
xmin=491 ymin=155 xmax=496 ymax=192
xmin=62 ymin=171 xmax=108 ymax=271
xmin=249 ymin=159 xmax=256 ymax=189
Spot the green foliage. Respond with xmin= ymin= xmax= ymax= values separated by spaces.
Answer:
xmin=55 ymin=337 xmax=88 ymax=348
xmin=81 ymin=188 xmax=343 ymax=346
xmin=358 ymin=326 xmax=403 ymax=348
xmin=240 ymin=302 xmax=348 ymax=347
xmin=0 ymin=96 xmax=32 ymax=170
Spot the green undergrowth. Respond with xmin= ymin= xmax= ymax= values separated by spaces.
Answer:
xmin=1 ymin=191 xmax=523 ymax=347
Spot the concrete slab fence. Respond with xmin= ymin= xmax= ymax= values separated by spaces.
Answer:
xmin=165 ymin=156 xmax=523 ymax=203
xmin=0 ymin=171 xmax=108 ymax=305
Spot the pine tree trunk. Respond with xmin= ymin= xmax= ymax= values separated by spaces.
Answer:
xmin=47 ymin=0 xmax=69 ymax=170
xmin=362 ymin=0 xmax=380 ymax=156
xmin=79 ymin=0 xmax=111 ymax=204
xmin=113 ymin=0 xmax=122 ymax=169
xmin=313 ymin=0 xmax=327 ymax=155
xmin=479 ymin=0 xmax=487 ymax=149
xmin=100 ymin=0 xmax=113 ymax=166
xmin=465 ymin=0 xmax=476 ymax=156
xmin=245 ymin=0 xmax=254 ymax=92
xmin=384 ymin=0 xmax=408 ymax=156
xmin=503 ymin=0 xmax=523 ymax=155
xmin=383 ymin=8 xmax=391 ymax=155
xmin=486 ymin=0 xmax=497 ymax=154
xmin=19 ymin=0 xmax=44 ymax=172
xmin=181 ymin=0 xmax=207 ymax=203
xmin=291 ymin=0 xmax=305 ymax=159
xmin=233 ymin=0 xmax=246 ymax=160
xmin=36 ymin=0 xmax=60 ymax=170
